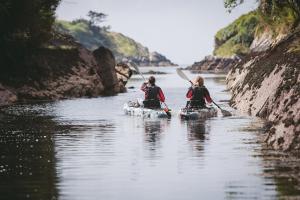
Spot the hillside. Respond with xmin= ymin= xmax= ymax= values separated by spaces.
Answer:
xmin=188 ymin=1 xmax=300 ymax=72
xmin=55 ymin=19 xmax=176 ymax=66
xmin=214 ymin=1 xmax=299 ymax=57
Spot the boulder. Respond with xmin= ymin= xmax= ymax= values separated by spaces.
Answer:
xmin=115 ymin=63 xmax=133 ymax=92
xmin=93 ymin=46 xmax=121 ymax=94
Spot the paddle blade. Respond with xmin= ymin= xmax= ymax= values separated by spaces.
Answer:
xmin=164 ymin=108 xmax=172 ymax=118
xmin=221 ymin=109 xmax=232 ymax=117
xmin=176 ymin=68 xmax=190 ymax=81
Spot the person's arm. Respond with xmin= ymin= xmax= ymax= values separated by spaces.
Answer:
xmin=141 ymin=82 xmax=148 ymax=92
xmin=204 ymin=88 xmax=212 ymax=103
xmin=158 ymin=88 xmax=165 ymax=102
xmin=186 ymin=87 xmax=193 ymax=99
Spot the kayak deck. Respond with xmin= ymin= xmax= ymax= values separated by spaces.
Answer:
xmin=179 ymin=107 xmax=218 ymax=120
xmin=124 ymin=101 xmax=170 ymax=118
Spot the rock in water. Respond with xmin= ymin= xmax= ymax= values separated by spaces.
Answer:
xmin=115 ymin=63 xmax=133 ymax=92
xmin=93 ymin=46 xmax=121 ymax=94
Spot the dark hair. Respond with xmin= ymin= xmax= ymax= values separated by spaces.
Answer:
xmin=149 ymin=76 xmax=155 ymax=85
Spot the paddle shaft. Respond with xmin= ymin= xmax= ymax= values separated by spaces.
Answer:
xmin=177 ymin=69 xmax=223 ymax=109
xmin=212 ymin=100 xmax=222 ymax=110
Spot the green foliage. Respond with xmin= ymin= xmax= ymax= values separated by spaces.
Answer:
xmin=215 ymin=0 xmax=300 ymax=57
xmin=224 ymin=0 xmax=244 ymax=12
xmin=214 ymin=39 xmax=250 ymax=57
xmin=55 ymin=19 xmax=150 ymax=59
xmin=0 ymin=0 xmax=61 ymax=80
xmin=257 ymin=2 xmax=300 ymax=35
xmin=214 ymin=11 xmax=259 ymax=57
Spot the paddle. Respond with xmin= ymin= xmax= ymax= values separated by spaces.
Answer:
xmin=176 ymin=68 xmax=232 ymax=117
xmin=130 ymin=62 xmax=171 ymax=117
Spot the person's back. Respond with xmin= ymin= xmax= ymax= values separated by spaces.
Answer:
xmin=186 ymin=76 xmax=212 ymax=108
xmin=141 ymin=76 xmax=165 ymax=109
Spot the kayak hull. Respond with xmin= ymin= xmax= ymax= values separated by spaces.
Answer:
xmin=124 ymin=102 xmax=170 ymax=118
xmin=179 ymin=107 xmax=218 ymax=120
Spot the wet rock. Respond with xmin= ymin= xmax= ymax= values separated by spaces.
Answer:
xmin=115 ymin=63 xmax=133 ymax=92
xmin=0 ymin=84 xmax=17 ymax=106
xmin=143 ymin=70 xmax=167 ymax=75
xmin=93 ymin=46 xmax=120 ymax=94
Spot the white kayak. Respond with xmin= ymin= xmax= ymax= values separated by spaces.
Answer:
xmin=179 ymin=107 xmax=218 ymax=120
xmin=124 ymin=101 xmax=170 ymax=118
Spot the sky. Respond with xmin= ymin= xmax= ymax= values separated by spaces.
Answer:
xmin=56 ymin=0 xmax=257 ymax=64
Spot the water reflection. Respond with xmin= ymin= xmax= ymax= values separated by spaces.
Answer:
xmin=185 ymin=120 xmax=210 ymax=156
xmin=0 ymin=109 xmax=59 ymax=200
xmin=261 ymin=149 xmax=300 ymax=197
xmin=143 ymin=120 xmax=169 ymax=159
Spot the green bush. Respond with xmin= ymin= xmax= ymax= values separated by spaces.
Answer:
xmin=214 ymin=11 xmax=259 ymax=57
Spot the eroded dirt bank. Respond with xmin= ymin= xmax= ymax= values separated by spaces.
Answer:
xmin=0 ymin=33 xmax=132 ymax=106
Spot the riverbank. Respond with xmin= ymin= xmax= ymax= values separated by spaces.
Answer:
xmin=227 ymin=29 xmax=300 ymax=152
xmin=0 ymin=33 xmax=132 ymax=107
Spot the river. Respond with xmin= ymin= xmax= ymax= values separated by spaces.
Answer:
xmin=0 ymin=67 xmax=299 ymax=200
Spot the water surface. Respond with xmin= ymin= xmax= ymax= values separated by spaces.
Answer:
xmin=0 ymin=67 xmax=299 ymax=200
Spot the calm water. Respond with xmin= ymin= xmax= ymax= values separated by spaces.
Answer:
xmin=0 ymin=67 xmax=299 ymax=200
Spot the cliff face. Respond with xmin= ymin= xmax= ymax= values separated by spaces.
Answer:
xmin=227 ymin=30 xmax=300 ymax=151
xmin=0 ymin=33 xmax=132 ymax=106
xmin=225 ymin=1 xmax=300 ymax=151
xmin=55 ymin=20 xmax=177 ymax=66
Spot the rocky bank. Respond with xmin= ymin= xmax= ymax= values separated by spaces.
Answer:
xmin=0 ymin=33 xmax=132 ymax=107
xmin=189 ymin=1 xmax=300 ymax=152
xmin=227 ymin=29 xmax=300 ymax=151
xmin=186 ymin=55 xmax=240 ymax=73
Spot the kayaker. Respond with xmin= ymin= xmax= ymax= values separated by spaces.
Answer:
xmin=141 ymin=76 xmax=165 ymax=108
xmin=186 ymin=76 xmax=212 ymax=108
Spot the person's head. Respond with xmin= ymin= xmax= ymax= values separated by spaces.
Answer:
xmin=148 ymin=76 xmax=156 ymax=86
xmin=193 ymin=76 xmax=204 ymax=86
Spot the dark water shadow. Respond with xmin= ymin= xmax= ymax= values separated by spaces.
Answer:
xmin=0 ymin=109 xmax=60 ymax=200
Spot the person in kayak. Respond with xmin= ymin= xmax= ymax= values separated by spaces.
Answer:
xmin=141 ymin=76 xmax=165 ymax=108
xmin=186 ymin=76 xmax=212 ymax=108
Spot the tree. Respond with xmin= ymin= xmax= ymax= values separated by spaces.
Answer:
xmin=0 ymin=0 xmax=61 ymax=80
xmin=87 ymin=10 xmax=107 ymax=26
xmin=224 ymin=0 xmax=244 ymax=12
